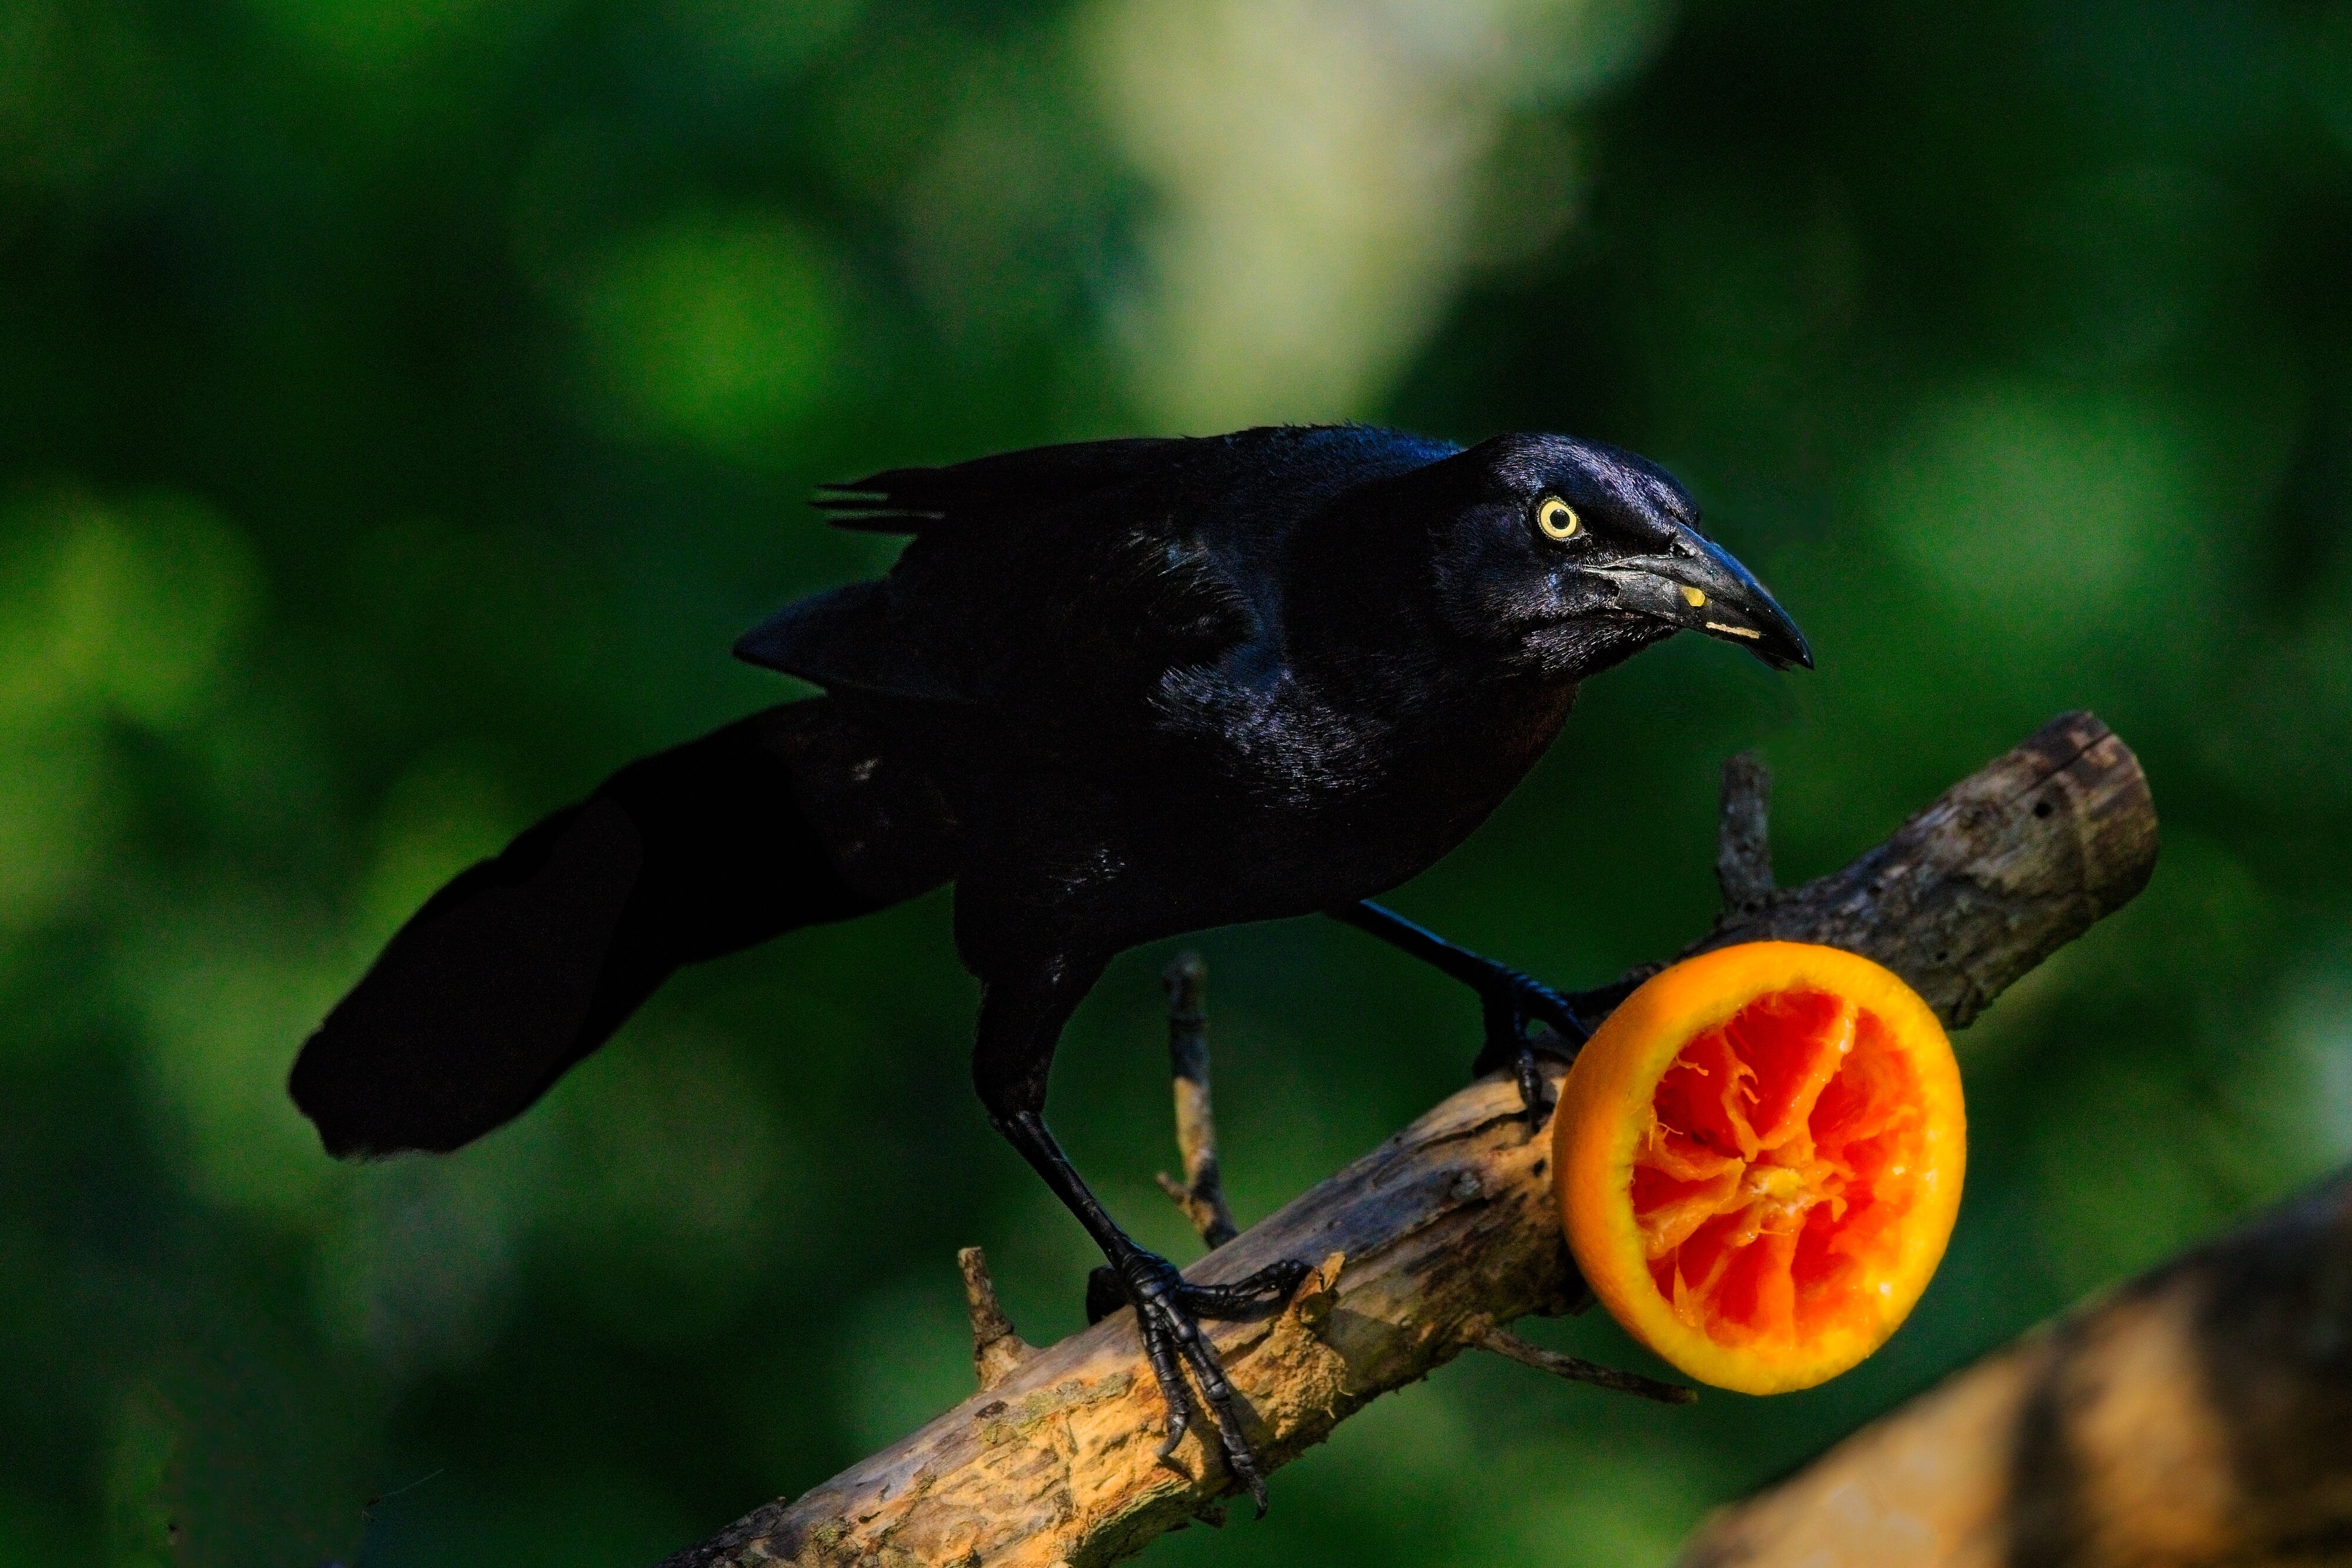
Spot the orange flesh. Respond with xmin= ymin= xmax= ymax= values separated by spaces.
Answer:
xmin=1629 ymin=988 xmax=1927 ymax=1349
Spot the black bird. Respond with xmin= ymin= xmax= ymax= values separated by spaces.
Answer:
xmin=289 ymin=424 xmax=1808 ymax=1504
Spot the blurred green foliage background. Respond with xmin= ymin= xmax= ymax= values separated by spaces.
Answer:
xmin=5 ymin=0 xmax=2352 ymax=1563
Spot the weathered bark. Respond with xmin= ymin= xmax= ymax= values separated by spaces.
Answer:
xmin=660 ymin=710 xmax=2157 ymax=1568
xmin=1676 ymin=710 xmax=2157 ymax=1025
xmin=1677 ymin=1171 xmax=2352 ymax=1568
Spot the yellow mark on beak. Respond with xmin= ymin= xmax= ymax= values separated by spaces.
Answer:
xmin=1705 ymin=621 xmax=1762 ymax=640
xmin=1680 ymin=586 xmax=1707 ymax=608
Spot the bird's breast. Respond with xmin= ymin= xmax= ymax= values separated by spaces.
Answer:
xmin=1147 ymin=670 xmax=1578 ymax=898
xmin=1378 ymin=674 xmax=1578 ymax=837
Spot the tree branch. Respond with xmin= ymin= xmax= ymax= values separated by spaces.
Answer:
xmin=1154 ymin=954 xmax=1240 ymax=1249
xmin=958 ymin=1248 xmax=1037 ymax=1395
xmin=658 ymin=711 xmax=2157 ymax=1568
xmin=1715 ymin=750 xmax=1776 ymax=915
xmin=1676 ymin=1169 xmax=2352 ymax=1568
xmin=1459 ymin=1313 xmax=1696 ymax=1405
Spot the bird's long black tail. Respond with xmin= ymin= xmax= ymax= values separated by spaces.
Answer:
xmin=289 ymin=698 xmax=956 ymax=1158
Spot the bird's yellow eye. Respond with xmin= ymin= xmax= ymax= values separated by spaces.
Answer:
xmin=1537 ymin=497 xmax=1581 ymax=540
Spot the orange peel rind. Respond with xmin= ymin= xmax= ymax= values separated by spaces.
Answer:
xmin=1553 ymin=941 xmax=1965 ymax=1394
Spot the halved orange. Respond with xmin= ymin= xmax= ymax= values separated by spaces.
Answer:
xmin=1553 ymin=942 xmax=1965 ymax=1394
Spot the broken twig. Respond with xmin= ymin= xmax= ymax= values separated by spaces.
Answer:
xmin=958 ymin=1246 xmax=1035 ymax=1393
xmin=1154 ymin=953 xmax=1240 ymax=1249
xmin=1715 ymin=751 xmax=1776 ymax=914
xmin=1461 ymin=1314 xmax=1695 ymax=1405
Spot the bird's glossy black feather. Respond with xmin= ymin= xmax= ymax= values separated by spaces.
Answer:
xmin=732 ymin=581 xmax=968 ymax=703
xmin=810 ymin=435 xmax=1186 ymax=533
xmin=742 ymin=426 xmax=1456 ymax=712
xmin=288 ymin=701 xmax=949 ymax=1156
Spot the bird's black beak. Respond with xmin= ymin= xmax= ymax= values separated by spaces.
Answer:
xmin=1595 ymin=527 xmax=1813 ymax=671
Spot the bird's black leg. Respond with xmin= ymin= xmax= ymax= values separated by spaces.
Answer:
xmin=973 ymin=955 xmax=1310 ymax=1513
xmin=1331 ymin=901 xmax=1634 ymax=1125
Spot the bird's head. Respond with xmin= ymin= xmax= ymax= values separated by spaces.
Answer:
xmin=1408 ymin=432 xmax=1811 ymax=681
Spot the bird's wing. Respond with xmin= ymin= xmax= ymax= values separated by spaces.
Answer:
xmin=808 ymin=437 xmax=1190 ymax=534
xmin=732 ymin=581 xmax=977 ymax=703
xmin=744 ymin=434 xmax=1278 ymax=705
xmin=734 ymin=522 xmax=1259 ymax=707
xmin=740 ymin=427 xmax=1448 ymax=707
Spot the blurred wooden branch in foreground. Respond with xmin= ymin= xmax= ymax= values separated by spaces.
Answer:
xmin=659 ymin=711 xmax=2157 ymax=1568
xmin=1678 ymin=1171 xmax=2352 ymax=1568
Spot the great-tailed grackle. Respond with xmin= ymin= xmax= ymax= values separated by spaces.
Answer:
xmin=289 ymin=424 xmax=1808 ymax=1505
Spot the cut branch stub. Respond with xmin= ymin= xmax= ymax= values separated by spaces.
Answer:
xmin=1715 ymin=750 xmax=1776 ymax=914
xmin=958 ymin=1246 xmax=1036 ymax=1393
xmin=1155 ymin=952 xmax=1240 ymax=1250
xmin=658 ymin=711 xmax=2159 ymax=1568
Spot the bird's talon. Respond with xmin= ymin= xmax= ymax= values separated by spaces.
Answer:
xmin=1177 ymin=1256 xmax=1312 ymax=1317
xmin=1156 ymin=1406 xmax=1192 ymax=1464
xmin=1472 ymin=968 xmax=1599 ymax=1110
xmin=1105 ymin=1246 xmax=1299 ymax=1508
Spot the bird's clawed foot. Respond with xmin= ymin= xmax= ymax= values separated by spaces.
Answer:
xmin=1469 ymin=969 xmax=1598 ymax=1127
xmin=1084 ymin=1249 xmax=1312 ymax=1513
